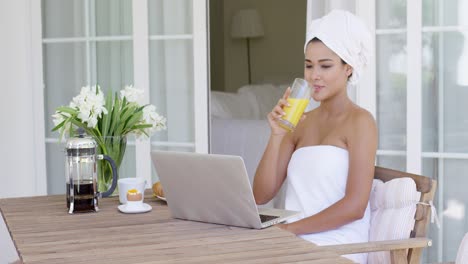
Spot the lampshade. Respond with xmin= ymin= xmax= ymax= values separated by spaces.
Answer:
xmin=231 ymin=9 xmax=265 ymax=39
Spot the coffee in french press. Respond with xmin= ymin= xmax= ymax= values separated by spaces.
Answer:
xmin=65 ymin=136 xmax=118 ymax=214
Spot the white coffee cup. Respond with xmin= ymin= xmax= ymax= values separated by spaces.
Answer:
xmin=118 ymin=178 xmax=146 ymax=204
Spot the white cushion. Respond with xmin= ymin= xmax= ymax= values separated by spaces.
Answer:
xmin=456 ymin=232 xmax=468 ymax=264
xmin=368 ymin=178 xmax=421 ymax=264
xmin=238 ymin=83 xmax=319 ymax=118
xmin=238 ymin=83 xmax=284 ymax=119
xmin=210 ymin=91 xmax=257 ymax=119
xmin=211 ymin=83 xmax=319 ymax=120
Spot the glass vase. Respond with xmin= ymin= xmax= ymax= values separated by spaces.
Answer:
xmin=96 ymin=136 xmax=127 ymax=194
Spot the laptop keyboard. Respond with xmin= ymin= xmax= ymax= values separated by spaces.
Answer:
xmin=259 ymin=214 xmax=280 ymax=223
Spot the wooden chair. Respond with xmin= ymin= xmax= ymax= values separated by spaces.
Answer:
xmin=321 ymin=166 xmax=437 ymax=264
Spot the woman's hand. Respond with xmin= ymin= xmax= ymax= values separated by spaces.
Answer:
xmin=267 ymin=87 xmax=291 ymax=136
xmin=267 ymin=87 xmax=306 ymax=136
xmin=276 ymin=223 xmax=297 ymax=234
xmin=276 ymin=223 xmax=288 ymax=231
xmin=275 ymin=223 xmax=299 ymax=236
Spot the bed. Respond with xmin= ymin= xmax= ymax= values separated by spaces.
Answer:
xmin=210 ymin=83 xmax=318 ymax=208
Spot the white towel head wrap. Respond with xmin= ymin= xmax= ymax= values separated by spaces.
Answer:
xmin=305 ymin=10 xmax=372 ymax=86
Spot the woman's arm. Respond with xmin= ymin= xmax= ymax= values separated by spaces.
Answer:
xmin=253 ymin=133 xmax=295 ymax=205
xmin=253 ymin=88 xmax=297 ymax=205
xmin=279 ymin=109 xmax=377 ymax=235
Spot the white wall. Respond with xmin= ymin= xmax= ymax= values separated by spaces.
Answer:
xmin=212 ymin=0 xmax=306 ymax=93
xmin=0 ymin=0 xmax=44 ymax=198
xmin=209 ymin=0 xmax=225 ymax=92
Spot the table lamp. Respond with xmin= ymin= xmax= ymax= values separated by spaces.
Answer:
xmin=231 ymin=9 xmax=265 ymax=84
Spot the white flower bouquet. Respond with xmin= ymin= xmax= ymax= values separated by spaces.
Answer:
xmin=52 ymin=85 xmax=166 ymax=191
xmin=52 ymin=85 xmax=166 ymax=140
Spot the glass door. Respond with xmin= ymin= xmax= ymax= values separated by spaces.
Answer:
xmin=42 ymin=0 xmax=136 ymax=194
xmin=371 ymin=0 xmax=468 ymax=262
xmin=40 ymin=0 xmax=208 ymax=194
xmin=375 ymin=0 xmax=408 ymax=171
xmin=422 ymin=0 xmax=468 ymax=261
xmin=146 ymin=0 xmax=209 ymax=182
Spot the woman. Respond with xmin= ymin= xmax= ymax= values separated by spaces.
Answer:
xmin=252 ymin=10 xmax=377 ymax=263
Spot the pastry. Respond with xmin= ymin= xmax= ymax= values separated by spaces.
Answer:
xmin=152 ymin=181 xmax=164 ymax=197
xmin=126 ymin=188 xmax=142 ymax=201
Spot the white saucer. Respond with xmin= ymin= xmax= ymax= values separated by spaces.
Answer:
xmin=118 ymin=203 xmax=152 ymax=214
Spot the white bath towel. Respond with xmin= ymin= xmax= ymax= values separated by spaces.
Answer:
xmin=304 ymin=10 xmax=372 ymax=86
xmin=285 ymin=145 xmax=370 ymax=264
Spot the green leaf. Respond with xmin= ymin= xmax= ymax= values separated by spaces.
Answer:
xmin=101 ymin=90 xmax=113 ymax=137
xmin=56 ymin=106 xmax=78 ymax=115
xmin=62 ymin=121 xmax=73 ymax=141
xmin=108 ymin=92 xmax=121 ymax=137
xmin=119 ymin=110 xmax=143 ymax=134
xmin=129 ymin=126 xmax=151 ymax=137
xmin=70 ymin=119 xmax=87 ymax=130
xmin=134 ymin=128 xmax=150 ymax=138
xmin=120 ymin=105 xmax=138 ymax=127
xmin=119 ymin=105 xmax=134 ymax=124
xmin=51 ymin=119 xmax=67 ymax=132
xmin=132 ymin=124 xmax=152 ymax=129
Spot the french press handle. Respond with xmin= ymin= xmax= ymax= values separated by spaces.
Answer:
xmin=97 ymin=154 xmax=118 ymax=198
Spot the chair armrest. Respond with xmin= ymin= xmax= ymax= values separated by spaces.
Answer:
xmin=319 ymin=238 xmax=432 ymax=255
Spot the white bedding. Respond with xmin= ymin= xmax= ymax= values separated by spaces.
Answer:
xmin=211 ymin=118 xmax=286 ymax=208
xmin=211 ymin=118 xmax=270 ymax=181
xmin=210 ymin=83 xmax=317 ymax=209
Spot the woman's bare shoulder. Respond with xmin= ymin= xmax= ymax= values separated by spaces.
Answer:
xmin=346 ymin=105 xmax=378 ymax=144
xmin=350 ymin=105 xmax=376 ymax=127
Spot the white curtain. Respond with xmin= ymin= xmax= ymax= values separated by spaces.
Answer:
xmin=148 ymin=0 xmax=194 ymax=146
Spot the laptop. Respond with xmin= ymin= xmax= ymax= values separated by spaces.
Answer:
xmin=151 ymin=151 xmax=300 ymax=229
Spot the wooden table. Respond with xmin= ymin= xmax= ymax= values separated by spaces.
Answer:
xmin=0 ymin=192 xmax=353 ymax=264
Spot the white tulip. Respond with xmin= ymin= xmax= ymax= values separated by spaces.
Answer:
xmin=120 ymin=85 xmax=143 ymax=103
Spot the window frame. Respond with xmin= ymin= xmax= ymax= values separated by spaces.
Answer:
xmin=31 ymin=0 xmax=209 ymax=194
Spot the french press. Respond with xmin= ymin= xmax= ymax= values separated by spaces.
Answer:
xmin=65 ymin=135 xmax=118 ymax=214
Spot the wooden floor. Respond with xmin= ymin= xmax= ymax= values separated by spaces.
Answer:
xmin=0 ymin=192 xmax=353 ymax=264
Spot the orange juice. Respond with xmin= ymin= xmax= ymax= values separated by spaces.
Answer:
xmin=278 ymin=98 xmax=309 ymax=131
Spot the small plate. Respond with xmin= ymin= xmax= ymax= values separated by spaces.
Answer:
xmin=118 ymin=203 xmax=152 ymax=214
xmin=155 ymin=195 xmax=166 ymax=201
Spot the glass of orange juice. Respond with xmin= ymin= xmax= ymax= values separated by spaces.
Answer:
xmin=278 ymin=78 xmax=311 ymax=131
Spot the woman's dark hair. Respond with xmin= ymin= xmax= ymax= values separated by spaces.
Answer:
xmin=308 ymin=37 xmax=347 ymax=65
xmin=307 ymin=37 xmax=352 ymax=79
